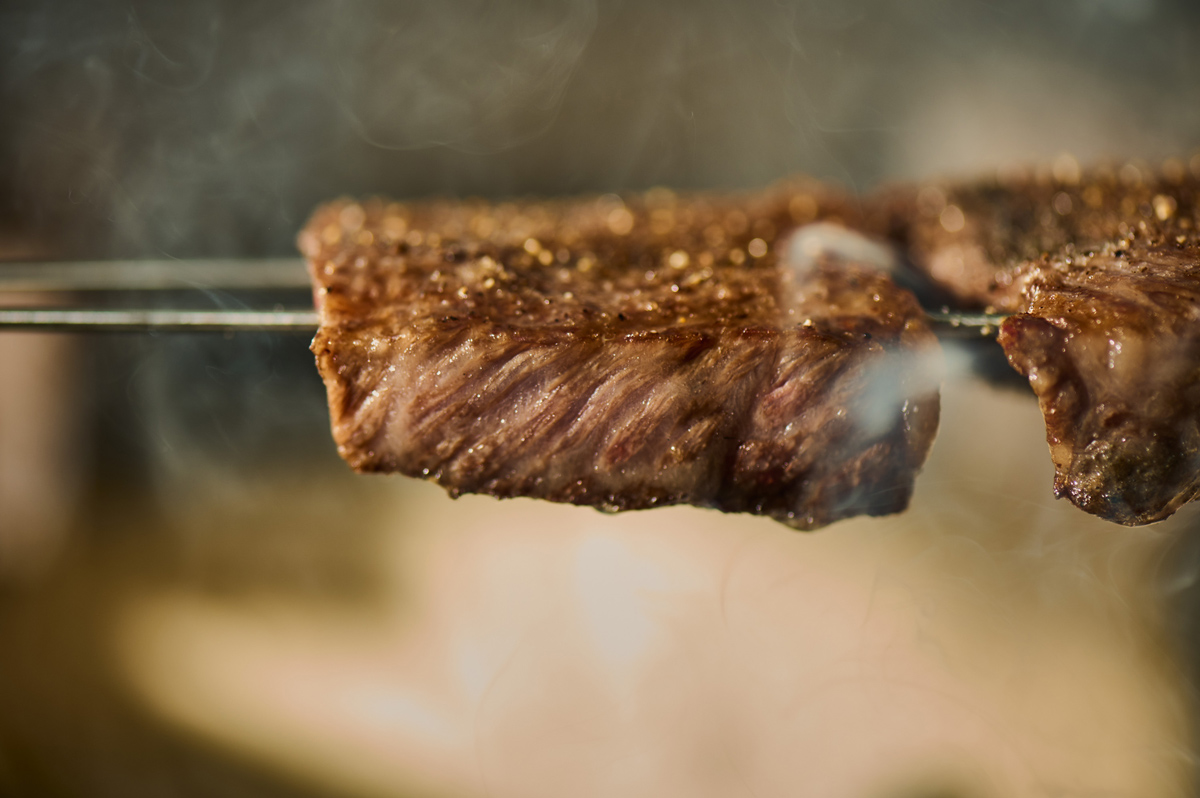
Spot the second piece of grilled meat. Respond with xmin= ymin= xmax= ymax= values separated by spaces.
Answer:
xmin=887 ymin=166 xmax=1200 ymax=525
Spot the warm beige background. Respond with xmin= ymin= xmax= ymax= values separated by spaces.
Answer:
xmin=113 ymin=369 xmax=1195 ymax=798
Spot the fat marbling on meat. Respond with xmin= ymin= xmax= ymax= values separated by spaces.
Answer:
xmin=300 ymin=185 xmax=941 ymax=530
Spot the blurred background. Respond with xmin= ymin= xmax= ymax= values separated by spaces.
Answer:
xmin=3 ymin=1 xmax=1200 ymax=796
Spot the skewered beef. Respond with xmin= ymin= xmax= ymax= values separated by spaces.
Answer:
xmin=884 ymin=165 xmax=1200 ymax=524
xmin=999 ymin=234 xmax=1200 ymax=524
xmin=300 ymin=187 xmax=941 ymax=530
xmin=881 ymin=164 xmax=1200 ymax=312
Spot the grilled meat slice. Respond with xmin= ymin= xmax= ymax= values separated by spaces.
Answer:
xmin=880 ymin=164 xmax=1200 ymax=311
xmin=301 ymin=188 xmax=940 ymax=530
xmin=881 ymin=165 xmax=1200 ymax=525
xmin=999 ymin=234 xmax=1200 ymax=524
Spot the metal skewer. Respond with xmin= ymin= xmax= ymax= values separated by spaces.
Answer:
xmin=0 ymin=258 xmax=317 ymax=332
xmin=0 ymin=259 xmax=1008 ymax=334
xmin=0 ymin=308 xmax=319 ymax=333
xmin=923 ymin=310 xmax=1008 ymax=337
xmin=0 ymin=258 xmax=310 ymax=292
xmin=0 ymin=306 xmax=1005 ymax=334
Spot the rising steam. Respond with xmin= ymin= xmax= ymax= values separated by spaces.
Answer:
xmin=328 ymin=0 xmax=597 ymax=152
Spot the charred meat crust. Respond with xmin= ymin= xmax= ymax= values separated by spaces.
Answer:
xmin=303 ymin=185 xmax=941 ymax=530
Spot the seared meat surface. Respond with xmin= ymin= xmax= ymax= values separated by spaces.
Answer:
xmin=301 ymin=188 xmax=940 ymax=530
xmin=881 ymin=165 xmax=1200 ymax=311
xmin=883 ymin=166 xmax=1200 ymax=525
xmin=999 ymin=234 xmax=1200 ymax=524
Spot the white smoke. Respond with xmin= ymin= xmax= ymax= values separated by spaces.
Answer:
xmin=327 ymin=0 xmax=598 ymax=152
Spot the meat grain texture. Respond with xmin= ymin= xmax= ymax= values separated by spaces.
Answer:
xmin=886 ymin=165 xmax=1200 ymax=524
xmin=301 ymin=185 xmax=941 ymax=530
